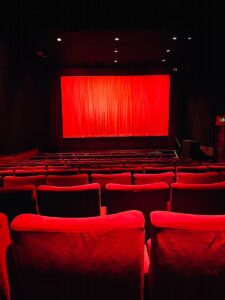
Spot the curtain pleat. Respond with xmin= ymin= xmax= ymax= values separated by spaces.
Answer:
xmin=61 ymin=75 xmax=170 ymax=138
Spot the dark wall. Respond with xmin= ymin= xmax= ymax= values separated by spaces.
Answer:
xmin=0 ymin=34 xmax=50 ymax=154
xmin=180 ymin=20 xmax=225 ymax=147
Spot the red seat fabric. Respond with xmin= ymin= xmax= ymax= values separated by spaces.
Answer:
xmin=133 ymin=172 xmax=175 ymax=186
xmin=176 ymin=171 xmax=221 ymax=184
xmin=79 ymin=167 xmax=112 ymax=174
xmin=106 ymin=182 xmax=169 ymax=239
xmin=37 ymin=183 xmax=100 ymax=217
xmin=47 ymin=174 xmax=89 ymax=186
xmin=207 ymin=164 xmax=225 ymax=172
xmin=0 ymin=213 xmax=11 ymax=300
xmin=0 ymin=185 xmax=37 ymax=222
xmin=91 ymin=172 xmax=132 ymax=205
xmin=171 ymin=182 xmax=225 ymax=214
xmin=91 ymin=172 xmax=132 ymax=187
xmin=47 ymin=168 xmax=79 ymax=175
xmin=220 ymin=171 xmax=225 ymax=181
xmin=176 ymin=165 xmax=208 ymax=173
xmin=10 ymin=210 xmax=145 ymax=300
xmin=148 ymin=211 xmax=225 ymax=300
xmin=144 ymin=166 xmax=175 ymax=174
xmin=3 ymin=175 xmax=46 ymax=188
xmin=14 ymin=169 xmax=47 ymax=176
xmin=111 ymin=166 xmax=143 ymax=174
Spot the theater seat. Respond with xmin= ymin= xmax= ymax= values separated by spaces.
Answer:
xmin=133 ymin=172 xmax=175 ymax=186
xmin=10 ymin=211 xmax=145 ymax=300
xmin=148 ymin=211 xmax=225 ymax=300
xmin=176 ymin=165 xmax=208 ymax=173
xmin=176 ymin=171 xmax=221 ymax=184
xmin=91 ymin=172 xmax=132 ymax=205
xmin=47 ymin=174 xmax=89 ymax=186
xmin=0 ymin=213 xmax=11 ymax=300
xmin=0 ymin=185 xmax=37 ymax=222
xmin=171 ymin=182 xmax=225 ymax=214
xmin=37 ymin=183 xmax=100 ymax=217
xmin=106 ymin=182 xmax=169 ymax=239
xmin=3 ymin=175 xmax=46 ymax=188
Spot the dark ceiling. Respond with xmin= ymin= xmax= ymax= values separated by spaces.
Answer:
xmin=1 ymin=1 xmax=225 ymax=71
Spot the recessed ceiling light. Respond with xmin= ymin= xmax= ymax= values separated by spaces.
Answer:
xmin=187 ymin=36 xmax=192 ymax=40
xmin=166 ymin=49 xmax=171 ymax=53
xmin=172 ymin=36 xmax=178 ymax=40
xmin=173 ymin=67 xmax=178 ymax=72
xmin=114 ymin=37 xmax=120 ymax=41
xmin=114 ymin=49 xmax=118 ymax=53
xmin=56 ymin=37 xmax=62 ymax=42
xmin=114 ymin=59 xmax=118 ymax=63
xmin=162 ymin=59 xmax=166 ymax=62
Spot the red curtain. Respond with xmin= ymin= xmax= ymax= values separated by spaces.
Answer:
xmin=61 ymin=75 xmax=170 ymax=138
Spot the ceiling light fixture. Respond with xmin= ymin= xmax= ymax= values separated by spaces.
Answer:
xmin=173 ymin=67 xmax=178 ymax=72
xmin=172 ymin=36 xmax=178 ymax=40
xmin=162 ymin=59 xmax=166 ymax=62
xmin=187 ymin=36 xmax=192 ymax=40
xmin=114 ymin=59 xmax=118 ymax=63
xmin=114 ymin=49 xmax=118 ymax=53
xmin=56 ymin=37 xmax=62 ymax=42
xmin=166 ymin=49 xmax=171 ymax=53
xmin=114 ymin=37 xmax=120 ymax=41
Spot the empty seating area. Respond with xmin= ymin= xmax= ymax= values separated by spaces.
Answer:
xmin=1 ymin=151 xmax=225 ymax=299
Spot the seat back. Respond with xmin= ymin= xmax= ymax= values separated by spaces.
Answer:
xmin=0 ymin=185 xmax=37 ymax=222
xmin=176 ymin=171 xmax=221 ymax=184
xmin=176 ymin=165 xmax=208 ymax=173
xmin=133 ymin=172 xmax=175 ymax=186
xmin=10 ymin=211 xmax=144 ymax=300
xmin=148 ymin=211 xmax=225 ymax=300
xmin=4 ymin=175 xmax=46 ymax=188
xmin=144 ymin=166 xmax=175 ymax=174
xmin=37 ymin=183 xmax=100 ymax=217
xmin=47 ymin=174 xmax=89 ymax=186
xmin=0 ymin=213 xmax=11 ymax=300
xmin=171 ymin=182 xmax=225 ymax=214
xmin=91 ymin=172 xmax=132 ymax=205
xmin=106 ymin=182 xmax=169 ymax=239
xmin=47 ymin=168 xmax=79 ymax=175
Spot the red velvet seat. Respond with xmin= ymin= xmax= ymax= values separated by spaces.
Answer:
xmin=171 ymin=182 xmax=225 ymax=214
xmin=47 ymin=174 xmax=89 ymax=186
xmin=20 ymin=165 xmax=46 ymax=170
xmin=148 ymin=211 xmax=225 ymax=300
xmin=37 ymin=183 xmax=100 ymax=217
xmin=0 ymin=213 xmax=11 ymax=300
xmin=10 ymin=210 xmax=145 ymax=300
xmin=207 ymin=164 xmax=225 ymax=172
xmin=111 ymin=166 xmax=143 ymax=174
xmin=14 ymin=169 xmax=47 ymax=176
xmin=176 ymin=165 xmax=208 ymax=173
xmin=47 ymin=168 xmax=79 ymax=175
xmin=0 ymin=170 xmax=14 ymax=177
xmin=0 ymin=185 xmax=37 ymax=222
xmin=79 ymin=167 xmax=112 ymax=174
xmin=220 ymin=171 xmax=225 ymax=181
xmin=3 ymin=175 xmax=46 ymax=188
xmin=133 ymin=172 xmax=175 ymax=186
xmin=176 ymin=171 xmax=221 ymax=184
xmin=106 ymin=182 xmax=169 ymax=239
xmin=144 ymin=166 xmax=175 ymax=174
xmin=91 ymin=172 xmax=132 ymax=205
